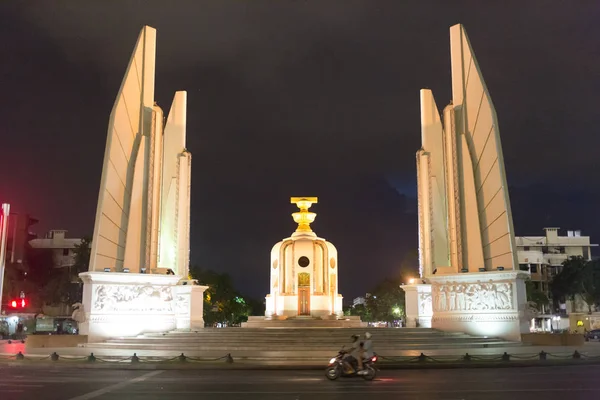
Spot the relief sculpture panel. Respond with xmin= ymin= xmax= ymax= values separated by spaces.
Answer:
xmin=418 ymin=292 xmax=433 ymax=316
xmin=432 ymin=281 xmax=512 ymax=312
xmin=93 ymin=285 xmax=174 ymax=313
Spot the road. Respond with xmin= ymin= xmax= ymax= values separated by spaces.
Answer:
xmin=0 ymin=364 xmax=598 ymax=399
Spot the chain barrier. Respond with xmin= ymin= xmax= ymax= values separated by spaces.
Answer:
xmin=376 ymin=350 xmax=600 ymax=365
xmin=0 ymin=351 xmax=235 ymax=364
xmin=0 ymin=350 xmax=599 ymax=366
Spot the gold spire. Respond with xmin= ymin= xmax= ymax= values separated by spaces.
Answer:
xmin=291 ymin=197 xmax=318 ymax=233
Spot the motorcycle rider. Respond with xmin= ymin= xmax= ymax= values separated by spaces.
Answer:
xmin=343 ymin=334 xmax=361 ymax=372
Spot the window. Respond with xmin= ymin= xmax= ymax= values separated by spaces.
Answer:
xmin=583 ymin=247 xmax=590 ymax=259
xmin=524 ymin=246 xmax=530 ymax=251
xmin=530 ymin=264 xmax=538 ymax=273
xmin=63 ymin=248 xmax=69 ymax=256
xmin=519 ymin=264 xmax=528 ymax=271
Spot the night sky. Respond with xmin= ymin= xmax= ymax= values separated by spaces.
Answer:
xmin=1 ymin=2 xmax=599 ymax=301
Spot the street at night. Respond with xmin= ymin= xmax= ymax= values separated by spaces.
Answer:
xmin=0 ymin=365 xmax=597 ymax=400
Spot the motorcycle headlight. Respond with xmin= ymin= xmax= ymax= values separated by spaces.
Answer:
xmin=329 ymin=358 xmax=337 ymax=364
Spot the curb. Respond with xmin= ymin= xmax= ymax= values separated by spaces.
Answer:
xmin=2 ymin=358 xmax=600 ymax=371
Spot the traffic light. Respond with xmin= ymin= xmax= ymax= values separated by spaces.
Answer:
xmin=9 ymin=298 xmax=26 ymax=309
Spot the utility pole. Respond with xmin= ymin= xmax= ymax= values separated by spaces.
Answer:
xmin=0 ymin=203 xmax=10 ymax=314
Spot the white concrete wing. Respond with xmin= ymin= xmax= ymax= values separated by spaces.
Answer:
xmin=89 ymin=26 xmax=156 ymax=272
xmin=159 ymin=91 xmax=190 ymax=276
xmin=450 ymin=24 xmax=517 ymax=271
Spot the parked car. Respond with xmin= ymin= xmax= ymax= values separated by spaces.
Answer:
xmin=584 ymin=329 xmax=600 ymax=341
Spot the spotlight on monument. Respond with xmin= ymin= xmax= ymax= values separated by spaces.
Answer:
xmin=497 ymin=266 xmax=505 ymax=271
xmin=123 ymin=268 xmax=130 ymax=273
xmin=478 ymin=268 xmax=485 ymax=272
xmin=408 ymin=278 xmax=415 ymax=284
xmin=103 ymin=268 xmax=110 ymax=273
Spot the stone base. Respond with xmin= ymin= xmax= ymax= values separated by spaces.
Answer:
xmin=521 ymin=333 xmax=585 ymax=346
xmin=401 ymin=283 xmax=432 ymax=328
xmin=78 ymin=272 xmax=207 ymax=342
xmin=241 ymin=315 xmax=365 ymax=328
xmin=427 ymin=271 xmax=529 ymax=341
xmin=26 ymin=335 xmax=88 ymax=349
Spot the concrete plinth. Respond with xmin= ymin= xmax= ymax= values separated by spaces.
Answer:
xmin=401 ymin=283 xmax=432 ymax=328
xmin=173 ymin=282 xmax=209 ymax=331
xmin=79 ymin=272 xmax=205 ymax=342
xmin=427 ymin=271 xmax=529 ymax=341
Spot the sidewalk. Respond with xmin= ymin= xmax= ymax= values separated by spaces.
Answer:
xmin=2 ymin=339 xmax=600 ymax=361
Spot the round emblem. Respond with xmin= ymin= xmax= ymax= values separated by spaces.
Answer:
xmin=298 ymin=256 xmax=310 ymax=268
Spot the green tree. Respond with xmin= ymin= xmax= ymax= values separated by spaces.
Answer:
xmin=189 ymin=266 xmax=253 ymax=326
xmin=41 ymin=237 xmax=91 ymax=307
xmin=525 ymin=279 xmax=550 ymax=313
xmin=24 ymin=247 xmax=55 ymax=308
xmin=550 ymin=256 xmax=600 ymax=313
xmin=347 ymin=303 xmax=373 ymax=322
xmin=366 ymin=276 xmax=406 ymax=323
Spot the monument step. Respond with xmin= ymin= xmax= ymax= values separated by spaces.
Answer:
xmin=82 ymin=328 xmax=519 ymax=356
xmin=102 ymin=335 xmax=493 ymax=343
xmin=103 ymin=339 xmax=504 ymax=347
xmin=141 ymin=328 xmax=466 ymax=336
xmin=84 ymin=341 xmax=517 ymax=351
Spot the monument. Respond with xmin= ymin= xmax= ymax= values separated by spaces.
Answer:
xmin=78 ymin=26 xmax=207 ymax=341
xmin=402 ymin=24 xmax=529 ymax=341
xmin=264 ymin=197 xmax=343 ymax=319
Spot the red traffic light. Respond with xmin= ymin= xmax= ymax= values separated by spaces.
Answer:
xmin=9 ymin=299 xmax=26 ymax=308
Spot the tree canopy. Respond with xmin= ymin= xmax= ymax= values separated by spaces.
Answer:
xmin=346 ymin=273 xmax=411 ymax=323
xmin=189 ymin=266 xmax=262 ymax=326
xmin=550 ymin=256 xmax=600 ymax=313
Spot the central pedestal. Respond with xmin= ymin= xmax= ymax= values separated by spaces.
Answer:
xmin=79 ymin=272 xmax=208 ymax=342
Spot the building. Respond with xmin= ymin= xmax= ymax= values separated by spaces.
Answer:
xmin=28 ymin=230 xmax=82 ymax=269
xmin=515 ymin=227 xmax=596 ymax=299
xmin=515 ymin=228 xmax=597 ymax=332
xmin=352 ymin=296 xmax=366 ymax=308
xmin=404 ymin=24 xmax=528 ymax=341
xmin=264 ymin=198 xmax=343 ymax=319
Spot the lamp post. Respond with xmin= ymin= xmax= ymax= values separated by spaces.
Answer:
xmin=0 ymin=203 xmax=11 ymax=313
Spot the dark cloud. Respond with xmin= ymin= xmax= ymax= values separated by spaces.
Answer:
xmin=0 ymin=1 xmax=598 ymax=299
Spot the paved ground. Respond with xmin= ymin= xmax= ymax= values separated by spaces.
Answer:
xmin=0 ymin=364 xmax=599 ymax=399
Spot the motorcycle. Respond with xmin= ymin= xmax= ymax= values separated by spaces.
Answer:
xmin=325 ymin=348 xmax=377 ymax=381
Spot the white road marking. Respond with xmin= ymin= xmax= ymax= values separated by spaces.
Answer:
xmin=0 ymin=383 xmax=43 ymax=387
xmin=118 ymin=388 xmax=600 ymax=394
xmin=67 ymin=370 xmax=164 ymax=400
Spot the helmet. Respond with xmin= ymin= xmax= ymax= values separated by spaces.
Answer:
xmin=365 ymin=332 xmax=372 ymax=339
